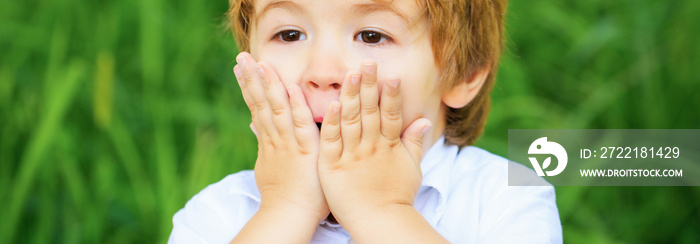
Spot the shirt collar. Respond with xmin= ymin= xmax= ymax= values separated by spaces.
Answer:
xmin=319 ymin=219 xmax=342 ymax=228
xmin=420 ymin=136 xmax=459 ymax=205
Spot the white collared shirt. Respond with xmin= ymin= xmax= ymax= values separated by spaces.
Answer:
xmin=169 ymin=137 xmax=563 ymax=243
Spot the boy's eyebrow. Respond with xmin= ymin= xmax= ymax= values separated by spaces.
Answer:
xmin=350 ymin=3 xmax=411 ymax=26
xmin=256 ymin=0 xmax=306 ymax=23
xmin=256 ymin=1 xmax=410 ymax=27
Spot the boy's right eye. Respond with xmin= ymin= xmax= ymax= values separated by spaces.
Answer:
xmin=273 ymin=30 xmax=307 ymax=42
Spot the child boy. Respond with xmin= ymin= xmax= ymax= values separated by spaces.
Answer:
xmin=170 ymin=0 xmax=562 ymax=243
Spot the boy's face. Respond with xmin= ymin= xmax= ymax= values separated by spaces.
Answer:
xmin=249 ymin=0 xmax=445 ymax=142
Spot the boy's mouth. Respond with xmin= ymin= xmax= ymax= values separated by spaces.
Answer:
xmin=316 ymin=123 xmax=322 ymax=130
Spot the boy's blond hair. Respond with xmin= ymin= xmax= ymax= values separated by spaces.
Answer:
xmin=227 ymin=0 xmax=507 ymax=147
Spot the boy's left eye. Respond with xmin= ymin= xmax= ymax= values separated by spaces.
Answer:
xmin=355 ymin=30 xmax=393 ymax=45
xmin=273 ymin=30 xmax=307 ymax=42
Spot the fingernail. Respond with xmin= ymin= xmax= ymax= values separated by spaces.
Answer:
xmin=236 ymin=54 xmax=247 ymax=66
xmin=364 ymin=62 xmax=375 ymax=74
xmin=351 ymin=74 xmax=360 ymax=85
xmin=421 ymin=121 xmax=432 ymax=135
xmin=333 ymin=103 xmax=340 ymax=114
xmin=256 ymin=65 xmax=264 ymax=76
xmin=389 ymin=78 xmax=400 ymax=88
xmin=287 ymin=86 xmax=294 ymax=96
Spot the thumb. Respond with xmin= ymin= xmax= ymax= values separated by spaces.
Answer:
xmin=401 ymin=118 xmax=432 ymax=162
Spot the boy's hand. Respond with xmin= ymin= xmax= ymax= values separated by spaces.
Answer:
xmin=317 ymin=61 xmax=432 ymax=229
xmin=233 ymin=52 xmax=329 ymax=224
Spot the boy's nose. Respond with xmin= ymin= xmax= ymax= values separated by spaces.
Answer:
xmin=303 ymin=57 xmax=345 ymax=92
xmin=307 ymin=79 xmax=342 ymax=91
xmin=302 ymin=35 xmax=351 ymax=92
xmin=301 ymin=44 xmax=349 ymax=120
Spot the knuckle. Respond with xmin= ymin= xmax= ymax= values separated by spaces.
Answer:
xmin=326 ymin=118 xmax=340 ymax=126
xmin=243 ymin=73 xmax=257 ymax=84
xmin=270 ymin=103 xmax=287 ymax=116
xmin=381 ymin=109 xmax=402 ymax=121
xmin=387 ymin=137 xmax=402 ymax=147
xmin=254 ymin=100 xmax=267 ymax=111
xmin=362 ymin=78 xmax=377 ymax=87
xmin=342 ymin=112 xmax=361 ymax=126
xmin=296 ymin=144 xmax=316 ymax=156
xmin=319 ymin=152 xmax=346 ymax=171
xmin=321 ymin=160 xmax=345 ymax=172
xmin=292 ymin=116 xmax=311 ymax=128
xmin=261 ymin=138 xmax=277 ymax=150
xmin=323 ymin=131 xmax=342 ymax=144
xmin=361 ymin=104 xmax=379 ymax=115
xmin=288 ymin=98 xmax=299 ymax=109
xmin=407 ymin=136 xmax=423 ymax=148
xmin=344 ymin=91 xmax=361 ymax=101
xmin=247 ymin=102 xmax=257 ymax=113
xmin=262 ymin=76 xmax=274 ymax=87
xmin=242 ymin=68 xmax=258 ymax=81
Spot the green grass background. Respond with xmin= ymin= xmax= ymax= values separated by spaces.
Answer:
xmin=1 ymin=0 xmax=698 ymax=243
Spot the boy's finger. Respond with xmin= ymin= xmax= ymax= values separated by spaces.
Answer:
xmin=401 ymin=118 xmax=432 ymax=166
xmin=320 ymin=102 xmax=343 ymax=163
xmin=288 ymin=83 xmax=319 ymax=148
xmin=379 ymin=77 xmax=402 ymax=140
xmin=237 ymin=52 xmax=279 ymax=140
xmin=359 ymin=61 xmax=380 ymax=141
xmin=257 ymin=61 xmax=294 ymax=140
xmin=339 ymin=71 xmax=362 ymax=148
xmin=234 ymin=64 xmax=264 ymax=141
xmin=234 ymin=65 xmax=255 ymax=114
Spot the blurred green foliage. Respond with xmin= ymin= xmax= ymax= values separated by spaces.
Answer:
xmin=0 ymin=0 xmax=698 ymax=243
